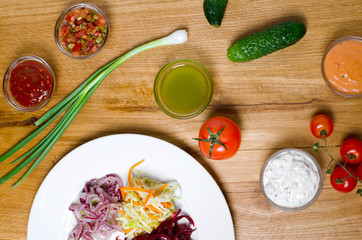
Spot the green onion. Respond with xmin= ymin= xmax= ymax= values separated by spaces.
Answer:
xmin=68 ymin=43 xmax=75 ymax=49
xmin=95 ymin=36 xmax=103 ymax=44
xmin=0 ymin=29 xmax=188 ymax=188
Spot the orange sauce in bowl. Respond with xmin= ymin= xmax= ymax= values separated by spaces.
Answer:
xmin=323 ymin=39 xmax=362 ymax=96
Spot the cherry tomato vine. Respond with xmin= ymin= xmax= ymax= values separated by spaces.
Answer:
xmin=312 ymin=129 xmax=362 ymax=196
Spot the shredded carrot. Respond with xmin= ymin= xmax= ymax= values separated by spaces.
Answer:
xmin=118 ymin=209 xmax=126 ymax=215
xmin=137 ymin=180 xmax=143 ymax=187
xmin=143 ymin=188 xmax=154 ymax=207
xmin=121 ymin=187 xmax=149 ymax=193
xmin=161 ymin=202 xmax=167 ymax=208
xmin=128 ymin=160 xmax=145 ymax=187
xmin=161 ymin=201 xmax=173 ymax=209
xmin=155 ymin=184 xmax=168 ymax=195
xmin=120 ymin=187 xmax=126 ymax=200
xmin=133 ymin=201 xmax=142 ymax=206
xmin=147 ymin=212 xmax=159 ymax=221
xmin=122 ymin=227 xmax=134 ymax=234
xmin=146 ymin=204 xmax=162 ymax=213
xmin=117 ymin=209 xmax=133 ymax=219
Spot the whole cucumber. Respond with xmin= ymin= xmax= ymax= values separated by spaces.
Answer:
xmin=203 ymin=0 xmax=228 ymax=27
xmin=227 ymin=21 xmax=306 ymax=62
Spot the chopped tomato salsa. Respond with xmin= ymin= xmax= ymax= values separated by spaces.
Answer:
xmin=59 ymin=7 xmax=107 ymax=57
xmin=9 ymin=60 xmax=52 ymax=108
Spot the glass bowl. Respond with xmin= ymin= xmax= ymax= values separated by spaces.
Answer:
xmin=154 ymin=59 xmax=213 ymax=119
xmin=321 ymin=36 xmax=362 ymax=98
xmin=260 ymin=148 xmax=323 ymax=212
xmin=54 ymin=3 xmax=110 ymax=59
xmin=3 ymin=55 xmax=55 ymax=112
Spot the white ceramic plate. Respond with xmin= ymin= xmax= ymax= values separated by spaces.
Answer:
xmin=27 ymin=134 xmax=234 ymax=239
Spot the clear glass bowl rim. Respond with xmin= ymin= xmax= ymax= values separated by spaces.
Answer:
xmin=321 ymin=36 xmax=362 ymax=98
xmin=54 ymin=3 xmax=110 ymax=60
xmin=3 ymin=55 xmax=56 ymax=112
xmin=259 ymin=148 xmax=323 ymax=212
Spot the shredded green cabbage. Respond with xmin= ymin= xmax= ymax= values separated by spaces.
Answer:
xmin=117 ymin=174 xmax=180 ymax=239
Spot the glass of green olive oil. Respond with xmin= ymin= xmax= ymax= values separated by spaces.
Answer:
xmin=154 ymin=59 xmax=213 ymax=119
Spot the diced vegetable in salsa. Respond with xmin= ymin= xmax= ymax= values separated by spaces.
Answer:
xmin=59 ymin=7 xmax=107 ymax=57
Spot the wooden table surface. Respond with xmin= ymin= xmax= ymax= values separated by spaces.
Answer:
xmin=0 ymin=0 xmax=361 ymax=239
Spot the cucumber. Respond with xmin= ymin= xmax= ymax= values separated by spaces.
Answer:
xmin=227 ymin=21 xmax=306 ymax=62
xmin=203 ymin=0 xmax=228 ymax=27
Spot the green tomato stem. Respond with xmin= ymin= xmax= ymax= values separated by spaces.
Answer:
xmin=316 ymin=138 xmax=362 ymax=185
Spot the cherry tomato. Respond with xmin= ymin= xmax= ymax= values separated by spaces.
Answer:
xmin=195 ymin=116 xmax=241 ymax=160
xmin=340 ymin=138 xmax=362 ymax=164
xmin=310 ymin=114 xmax=333 ymax=139
xmin=357 ymin=163 xmax=362 ymax=181
xmin=330 ymin=167 xmax=357 ymax=193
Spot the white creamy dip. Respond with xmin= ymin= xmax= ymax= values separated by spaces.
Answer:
xmin=262 ymin=149 xmax=320 ymax=208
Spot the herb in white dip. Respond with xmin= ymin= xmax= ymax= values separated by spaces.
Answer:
xmin=263 ymin=150 xmax=320 ymax=208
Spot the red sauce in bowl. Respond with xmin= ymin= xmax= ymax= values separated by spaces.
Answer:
xmin=9 ymin=60 xmax=52 ymax=107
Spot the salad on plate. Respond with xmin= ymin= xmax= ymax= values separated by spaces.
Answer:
xmin=68 ymin=160 xmax=195 ymax=240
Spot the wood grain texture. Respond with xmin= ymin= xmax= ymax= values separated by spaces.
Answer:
xmin=0 ymin=0 xmax=361 ymax=239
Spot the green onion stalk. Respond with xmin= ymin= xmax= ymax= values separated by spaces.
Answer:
xmin=0 ymin=30 xmax=188 ymax=189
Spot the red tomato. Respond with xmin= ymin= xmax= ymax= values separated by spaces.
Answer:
xmin=80 ymin=9 xmax=88 ymax=18
xmin=66 ymin=13 xmax=73 ymax=22
xmin=73 ymin=43 xmax=82 ymax=53
xmin=90 ymin=46 xmax=98 ymax=53
xmin=98 ymin=16 xmax=106 ymax=25
xmin=61 ymin=26 xmax=69 ymax=35
xmin=72 ymin=51 xmax=80 ymax=58
xmin=310 ymin=114 xmax=333 ymax=139
xmin=357 ymin=163 xmax=362 ymax=181
xmin=75 ymin=30 xmax=85 ymax=38
xmin=195 ymin=116 xmax=241 ymax=160
xmin=330 ymin=167 xmax=357 ymax=193
xmin=87 ymin=22 xmax=95 ymax=30
xmin=340 ymin=138 xmax=362 ymax=164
